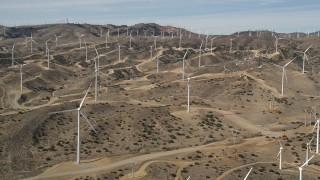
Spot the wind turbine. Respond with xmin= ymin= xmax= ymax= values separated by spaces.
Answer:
xmin=75 ymin=32 xmax=84 ymax=48
xmin=45 ymin=38 xmax=51 ymax=57
xmin=281 ymin=58 xmax=296 ymax=96
xmin=205 ymin=35 xmax=209 ymax=49
xmin=127 ymin=33 xmax=134 ymax=49
xmin=154 ymin=36 xmax=158 ymax=49
xmin=231 ymin=129 xmax=238 ymax=145
xmin=210 ymin=36 xmax=219 ymax=54
xmin=305 ymin=137 xmax=314 ymax=165
xmin=118 ymin=45 xmax=121 ymax=62
xmin=156 ymin=56 xmax=163 ymax=74
xmin=243 ymin=167 xmax=253 ymax=180
xmin=299 ymin=155 xmax=314 ymax=180
xmin=274 ymin=35 xmax=284 ymax=53
xmin=311 ymin=119 xmax=319 ymax=153
xmin=105 ymin=35 xmax=109 ymax=48
xmin=181 ymin=49 xmax=189 ymax=80
xmin=23 ymin=34 xmax=29 ymax=47
xmin=187 ymin=75 xmax=200 ymax=112
xmin=53 ymin=34 xmax=62 ymax=46
xmin=295 ymin=45 xmax=312 ymax=74
xmin=229 ymin=37 xmax=235 ymax=53
xmin=47 ymin=45 xmax=51 ymax=69
xmin=84 ymin=41 xmax=88 ymax=62
xmin=179 ymin=34 xmax=182 ymax=49
xmin=49 ymin=84 xmax=96 ymax=164
xmin=92 ymin=47 xmax=107 ymax=102
xmin=17 ymin=64 xmax=26 ymax=91
xmin=11 ymin=44 xmax=15 ymax=67
xmin=3 ymin=27 xmax=6 ymax=36
xmin=26 ymin=33 xmax=37 ymax=53
xmin=198 ymin=40 xmax=203 ymax=67
xmin=150 ymin=46 xmax=153 ymax=59
xmin=222 ymin=65 xmax=230 ymax=78
xmin=277 ymin=141 xmax=283 ymax=170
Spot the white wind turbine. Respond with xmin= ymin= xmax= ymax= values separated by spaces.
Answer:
xmin=281 ymin=58 xmax=296 ymax=96
xmin=187 ymin=75 xmax=200 ymax=112
xmin=223 ymin=65 xmax=230 ymax=78
xmin=150 ymin=46 xmax=153 ymax=59
xmin=105 ymin=35 xmax=109 ymax=48
xmin=127 ymin=33 xmax=134 ymax=49
xmin=47 ymin=43 xmax=51 ymax=69
xmin=210 ymin=36 xmax=219 ymax=54
xmin=75 ymin=32 xmax=84 ymax=48
xmin=305 ymin=137 xmax=314 ymax=165
xmin=231 ymin=129 xmax=238 ymax=145
xmin=17 ymin=63 xmax=26 ymax=91
xmin=274 ymin=35 xmax=284 ymax=53
xmin=3 ymin=27 xmax=6 ymax=36
xmin=118 ymin=44 xmax=121 ymax=62
xmin=311 ymin=119 xmax=319 ymax=153
xmin=92 ymin=47 xmax=108 ymax=102
xmin=156 ymin=56 xmax=163 ymax=74
xmin=181 ymin=49 xmax=189 ymax=80
xmin=45 ymin=38 xmax=51 ymax=57
xmin=23 ymin=34 xmax=29 ymax=47
xmin=84 ymin=41 xmax=88 ymax=62
xmin=205 ymin=35 xmax=209 ymax=49
xmin=295 ymin=44 xmax=312 ymax=74
xmin=11 ymin=44 xmax=15 ymax=67
xmin=277 ymin=141 xmax=283 ymax=170
xmin=243 ymin=167 xmax=253 ymax=180
xmin=179 ymin=34 xmax=182 ymax=49
xmin=154 ymin=36 xmax=158 ymax=49
xmin=198 ymin=40 xmax=203 ymax=67
xmin=26 ymin=33 xmax=37 ymax=53
xmin=299 ymin=155 xmax=314 ymax=180
xmin=49 ymin=84 xmax=96 ymax=164
xmin=53 ymin=34 xmax=62 ymax=46
xmin=229 ymin=37 xmax=235 ymax=53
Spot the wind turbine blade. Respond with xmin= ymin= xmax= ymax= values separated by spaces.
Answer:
xmin=284 ymin=57 xmax=296 ymax=67
xmin=277 ymin=150 xmax=280 ymax=157
xmin=305 ymin=44 xmax=313 ymax=52
xmin=279 ymin=140 xmax=282 ymax=148
xmin=190 ymin=75 xmax=201 ymax=79
xmin=94 ymin=47 xmax=99 ymax=55
xmin=49 ymin=108 xmax=78 ymax=115
xmin=183 ymin=49 xmax=189 ymax=60
xmin=79 ymin=83 xmax=92 ymax=109
xmin=80 ymin=111 xmax=97 ymax=133
xmin=184 ymin=59 xmax=192 ymax=72
xmin=244 ymin=167 xmax=253 ymax=180
xmin=309 ymin=137 xmax=314 ymax=144
xmin=311 ymin=122 xmax=318 ymax=133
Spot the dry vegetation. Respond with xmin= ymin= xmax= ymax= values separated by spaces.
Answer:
xmin=0 ymin=23 xmax=320 ymax=179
